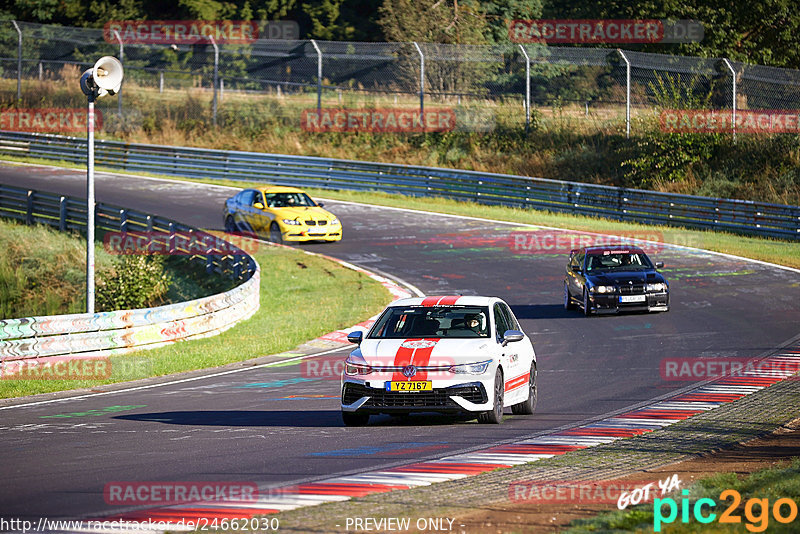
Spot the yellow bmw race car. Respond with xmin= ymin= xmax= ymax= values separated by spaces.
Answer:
xmin=223 ymin=186 xmax=342 ymax=243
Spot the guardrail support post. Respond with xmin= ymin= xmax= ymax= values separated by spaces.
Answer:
xmin=113 ymin=30 xmax=124 ymax=117
xmin=12 ymin=21 xmax=22 ymax=102
xmin=59 ymin=196 xmax=67 ymax=231
xmin=519 ymin=44 xmax=531 ymax=132
xmin=120 ymin=209 xmax=128 ymax=234
xmin=26 ymin=190 xmax=33 ymax=225
xmin=413 ymin=42 xmax=424 ymax=128
xmin=168 ymin=222 xmax=175 ymax=254
xmin=722 ymin=58 xmax=737 ymax=143
xmin=617 ymin=49 xmax=631 ymax=139
xmin=310 ymin=39 xmax=322 ymax=119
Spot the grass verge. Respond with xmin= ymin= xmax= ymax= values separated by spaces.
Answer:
xmin=566 ymin=459 xmax=800 ymax=533
xmin=0 ymin=240 xmax=391 ymax=399
xmin=0 ymin=218 xmax=234 ymax=317
xmin=4 ymin=155 xmax=796 ymax=270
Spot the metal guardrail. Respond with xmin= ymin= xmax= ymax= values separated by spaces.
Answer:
xmin=0 ymin=183 xmax=260 ymax=363
xmin=0 ymin=130 xmax=798 ymax=240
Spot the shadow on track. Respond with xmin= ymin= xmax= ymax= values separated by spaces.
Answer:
xmin=116 ymin=410 xmax=343 ymax=427
xmin=116 ymin=411 xmax=482 ymax=428
xmin=510 ymin=304 xmax=584 ymax=320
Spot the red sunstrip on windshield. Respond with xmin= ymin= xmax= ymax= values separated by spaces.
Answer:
xmin=420 ymin=295 xmax=461 ymax=306
xmin=391 ymin=339 xmax=438 ymax=381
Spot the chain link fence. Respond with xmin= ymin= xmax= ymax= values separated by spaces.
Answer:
xmin=1 ymin=20 xmax=799 ymax=136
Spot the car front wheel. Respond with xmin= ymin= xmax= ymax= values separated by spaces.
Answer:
xmin=583 ymin=289 xmax=592 ymax=316
xmin=478 ymin=368 xmax=504 ymax=424
xmin=511 ymin=363 xmax=537 ymax=415
xmin=224 ymin=215 xmax=236 ymax=233
xmin=269 ymin=222 xmax=283 ymax=244
xmin=564 ymin=282 xmax=576 ymax=310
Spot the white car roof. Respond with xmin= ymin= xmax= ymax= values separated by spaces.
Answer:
xmin=389 ymin=295 xmax=500 ymax=308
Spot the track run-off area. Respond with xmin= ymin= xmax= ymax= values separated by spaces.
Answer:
xmin=0 ymin=162 xmax=799 ymax=525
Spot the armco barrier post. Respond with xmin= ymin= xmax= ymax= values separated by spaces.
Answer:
xmin=59 ymin=196 xmax=67 ymax=231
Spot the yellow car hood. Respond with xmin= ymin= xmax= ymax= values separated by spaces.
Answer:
xmin=273 ymin=206 xmax=334 ymax=221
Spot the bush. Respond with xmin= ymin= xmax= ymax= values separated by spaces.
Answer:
xmin=96 ymin=255 xmax=172 ymax=311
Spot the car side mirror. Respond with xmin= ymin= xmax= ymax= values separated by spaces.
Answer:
xmin=571 ymin=265 xmax=581 ymax=273
xmin=347 ymin=331 xmax=363 ymax=345
xmin=655 ymin=261 xmax=664 ymax=269
xmin=253 ymin=202 xmax=264 ymax=210
xmin=316 ymin=202 xmax=324 ymax=207
xmin=501 ymin=330 xmax=524 ymax=347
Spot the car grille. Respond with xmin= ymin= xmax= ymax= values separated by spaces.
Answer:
xmin=317 ymin=220 xmax=328 ymax=226
xmin=305 ymin=220 xmax=317 ymax=226
xmin=618 ymin=284 xmax=645 ymax=295
xmin=342 ymin=383 xmax=487 ymax=407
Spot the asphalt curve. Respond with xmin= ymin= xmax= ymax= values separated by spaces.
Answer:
xmin=1 ymin=164 xmax=798 ymax=521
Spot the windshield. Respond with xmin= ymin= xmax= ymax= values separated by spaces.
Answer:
xmin=264 ymin=192 xmax=317 ymax=208
xmin=585 ymin=252 xmax=653 ymax=272
xmin=368 ymin=306 xmax=491 ymax=339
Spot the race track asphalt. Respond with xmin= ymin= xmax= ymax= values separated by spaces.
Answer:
xmin=1 ymin=164 xmax=798 ymax=521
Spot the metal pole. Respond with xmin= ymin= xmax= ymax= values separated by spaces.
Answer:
xmin=618 ymin=49 xmax=631 ymax=138
xmin=210 ymin=36 xmax=219 ymax=126
xmin=723 ymin=58 xmax=737 ymax=142
xmin=310 ymin=39 xmax=322 ymax=118
xmin=220 ymin=78 xmax=224 ymax=101
xmin=113 ymin=30 xmax=124 ymax=117
xmin=86 ymin=93 xmax=96 ymax=314
xmin=519 ymin=44 xmax=530 ymax=132
xmin=159 ymin=71 xmax=164 ymax=93
xmin=413 ymin=42 xmax=424 ymax=127
xmin=12 ymin=21 xmax=21 ymax=102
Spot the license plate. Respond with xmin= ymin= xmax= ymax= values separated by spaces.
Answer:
xmin=619 ymin=295 xmax=646 ymax=303
xmin=386 ymin=381 xmax=432 ymax=392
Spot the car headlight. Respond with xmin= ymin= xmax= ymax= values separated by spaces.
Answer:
xmin=330 ymin=218 xmax=340 ymax=225
xmin=282 ymin=219 xmax=301 ymax=225
xmin=646 ymin=282 xmax=667 ymax=292
xmin=344 ymin=361 xmax=372 ymax=376
xmin=591 ymin=285 xmax=615 ymax=294
xmin=449 ymin=360 xmax=492 ymax=375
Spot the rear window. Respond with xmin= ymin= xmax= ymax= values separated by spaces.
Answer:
xmin=368 ymin=306 xmax=491 ymax=339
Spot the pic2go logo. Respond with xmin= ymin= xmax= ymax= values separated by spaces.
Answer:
xmin=654 ymin=489 xmax=799 ymax=532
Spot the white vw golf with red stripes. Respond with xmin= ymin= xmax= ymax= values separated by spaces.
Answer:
xmin=341 ymin=295 xmax=537 ymax=426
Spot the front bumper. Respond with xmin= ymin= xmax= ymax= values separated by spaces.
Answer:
xmin=282 ymin=225 xmax=342 ymax=242
xmin=588 ymin=291 xmax=669 ymax=314
xmin=341 ymin=379 xmax=491 ymax=415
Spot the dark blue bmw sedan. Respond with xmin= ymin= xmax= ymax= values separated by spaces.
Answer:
xmin=564 ymin=245 xmax=669 ymax=316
